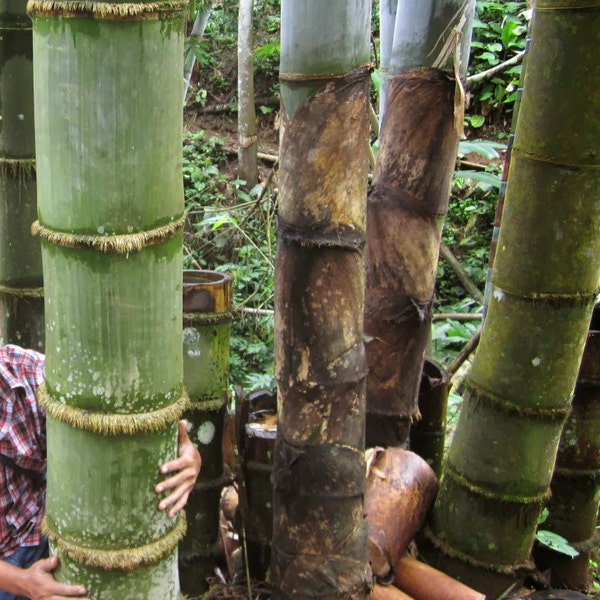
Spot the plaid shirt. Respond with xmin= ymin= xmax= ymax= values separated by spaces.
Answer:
xmin=0 ymin=345 xmax=46 ymax=559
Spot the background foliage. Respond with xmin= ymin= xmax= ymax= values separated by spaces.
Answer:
xmin=182 ymin=0 xmax=529 ymax=390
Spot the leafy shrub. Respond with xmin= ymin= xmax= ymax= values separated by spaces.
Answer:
xmin=183 ymin=131 xmax=276 ymax=392
xmin=468 ymin=0 xmax=531 ymax=127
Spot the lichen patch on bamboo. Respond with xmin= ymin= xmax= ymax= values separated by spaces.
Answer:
xmin=37 ymin=381 xmax=190 ymax=435
xmin=31 ymin=214 xmax=185 ymax=254
xmin=27 ymin=0 xmax=188 ymax=19
xmin=42 ymin=512 xmax=186 ymax=571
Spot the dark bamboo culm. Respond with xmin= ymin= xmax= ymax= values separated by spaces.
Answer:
xmin=241 ymin=389 xmax=277 ymax=580
xmin=534 ymin=304 xmax=600 ymax=591
xmin=179 ymin=270 xmax=233 ymax=595
xmin=0 ymin=1 xmax=44 ymax=350
xmin=410 ymin=359 xmax=449 ymax=477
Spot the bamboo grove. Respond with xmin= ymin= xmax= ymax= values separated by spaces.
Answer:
xmin=3 ymin=0 xmax=598 ymax=597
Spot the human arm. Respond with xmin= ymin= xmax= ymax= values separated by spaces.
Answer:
xmin=155 ymin=420 xmax=202 ymax=518
xmin=0 ymin=555 xmax=89 ymax=600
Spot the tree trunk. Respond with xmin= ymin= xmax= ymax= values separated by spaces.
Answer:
xmin=425 ymin=2 xmax=600 ymax=596
xmin=238 ymin=0 xmax=258 ymax=189
xmin=29 ymin=1 xmax=187 ymax=596
xmin=183 ymin=0 xmax=214 ymax=103
xmin=365 ymin=0 xmax=476 ymax=447
xmin=0 ymin=1 xmax=44 ymax=350
xmin=271 ymin=2 xmax=372 ymax=598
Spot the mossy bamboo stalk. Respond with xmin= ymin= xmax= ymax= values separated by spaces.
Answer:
xmin=272 ymin=2 xmax=372 ymax=598
xmin=535 ymin=305 xmax=600 ymax=590
xmin=426 ymin=2 xmax=600 ymax=595
xmin=364 ymin=0 xmax=475 ymax=447
xmin=179 ymin=269 xmax=233 ymax=595
xmin=29 ymin=0 xmax=187 ymax=596
xmin=0 ymin=0 xmax=44 ymax=350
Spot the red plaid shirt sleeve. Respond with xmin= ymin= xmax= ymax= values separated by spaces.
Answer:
xmin=0 ymin=345 xmax=46 ymax=558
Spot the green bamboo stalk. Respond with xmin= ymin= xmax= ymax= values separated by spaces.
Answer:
xmin=29 ymin=1 xmax=187 ymax=597
xmin=426 ymin=2 xmax=600 ymax=596
xmin=272 ymin=2 xmax=372 ymax=598
xmin=0 ymin=0 xmax=44 ymax=350
xmin=179 ymin=269 xmax=233 ymax=595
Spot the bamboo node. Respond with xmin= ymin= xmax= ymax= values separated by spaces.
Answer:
xmin=27 ymin=0 xmax=188 ymax=19
xmin=279 ymin=62 xmax=373 ymax=84
xmin=465 ymin=381 xmax=571 ymax=421
xmin=0 ymin=158 xmax=36 ymax=179
xmin=442 ymin=463 xmax=550 ymax=505
xmin=183 ymin=311 xmax=235 ymax=326
xmin=42 ymin=512 xmax=187 ymax=571
xmin=421 ymin=525 xmax=535 ymax=575
xmin=0 ymin=284 xmax=44 ymax=299
xmin=37 ymin=381 xmax=190 ymax=435
xmin=186 ymin=398 xmax=227 ymax=413
xmin=31 ymin=214 xmax=185 ymax=254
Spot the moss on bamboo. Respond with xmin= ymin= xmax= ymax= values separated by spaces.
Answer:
xmin=31 ymin=214 xmax=185 ymax=254
xmin=0 ymin=158 xmax=36 ymax=179
xmin=0 ymin=284 xmax=43 ymax=298
xmin=464 ymin=381 xmax=571 ymax=420
xmin=37 ymin=382 xmax=190 ymax=435
xmin=421 ymin=525 xmax=534 ymax=575
xmin=183 ymin=312 xmax=235 ymax=327
xmin=186 ymin=398 xmax=226 ymax=413
xmin=42 ymin=512 xmax=187 ymax=571
xmin=27 ymin=0 xmax=188 ymax=19
xmin=442 ymin=464 xmax=550 ymax=505
xmin=491 ymin=283 xmax=599 ymax=308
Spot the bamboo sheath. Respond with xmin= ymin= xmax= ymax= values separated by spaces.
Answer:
xmin=272 ymin=2 xmax=372 ymax=597
xmin=30 ymin=0 xmax=187 ymax=596
xmin=370 ymin=583 xmax=414 ymax=600
xmin=392 ymin=557 xmax=486 ymax=600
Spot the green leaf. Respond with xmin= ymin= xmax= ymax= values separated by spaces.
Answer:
xmin=465 ymin=114 xmax=486 ymax=128
xmin=454 ymin=169 xmax=502 ymax=190
xmin=536 ymin=530 xmax=579 ymax=558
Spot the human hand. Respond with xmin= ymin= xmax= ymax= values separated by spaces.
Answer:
xmin=155 ymin=420 xmax=202 ymax=518
xmin=25 ymin=555 xmax=89 ymax=599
